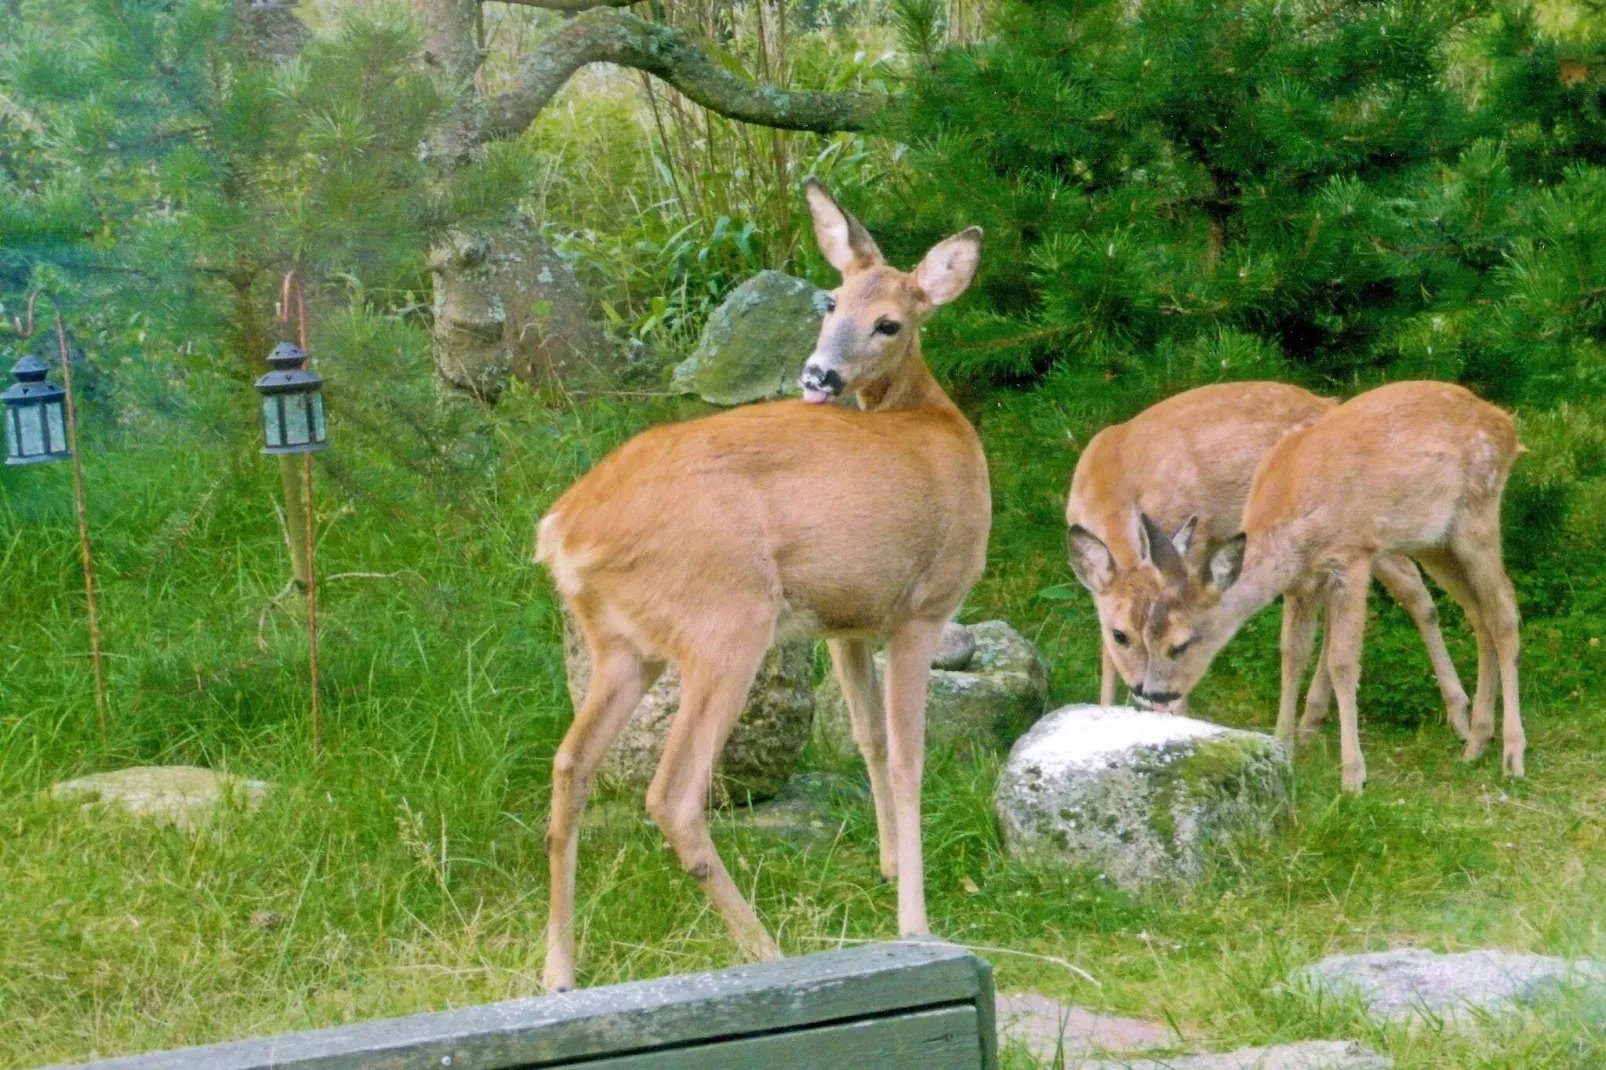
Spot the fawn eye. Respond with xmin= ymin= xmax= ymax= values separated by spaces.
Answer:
xmin=823 ymin=296 xmax=838 ymax=314
xmin=1169 ymin=637 xmax=1194 ymax=658
xmin=874 ymin=318 xmax=901 ymax=336
xmin=1111 ymin=630 xmax=1130 ymax=647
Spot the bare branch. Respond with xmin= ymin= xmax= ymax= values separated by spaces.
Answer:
xmin=486 ymin=8 xmax=884 ymax=138
xmin=491 ymin=0 xmax=639 ymax=10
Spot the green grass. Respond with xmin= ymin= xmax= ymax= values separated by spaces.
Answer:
xmin=3 ymin=383 xmax=1606 ymax=1068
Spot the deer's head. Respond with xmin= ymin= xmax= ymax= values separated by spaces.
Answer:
xmin=798 ymin=180 xmax=982 ymax=404
xmin=1067 ymin=513 xmax=1246 ymax=712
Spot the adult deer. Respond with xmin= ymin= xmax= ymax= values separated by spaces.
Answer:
xmin=1120 ymin=380 xmax=1523 ymax=792
xmin=535 ymin=181 xmax=989 ymax=991
xmin=1065 ymin=382 xmax=1469 ymax=740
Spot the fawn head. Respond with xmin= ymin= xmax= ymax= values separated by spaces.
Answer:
xmin=1067 ymin=513 xmax=1246 ymax=712
xmin=798 ymin=180 xmax=982 ymax=404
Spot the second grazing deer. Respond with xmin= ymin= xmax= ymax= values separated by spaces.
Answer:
xmin=1065 ymin=382 xmax=1469 ymax=739
xmin=535 ymin=181 xmax=989 ymax=991
xmin=1120 ymin=380 xmax=1524 ymax=792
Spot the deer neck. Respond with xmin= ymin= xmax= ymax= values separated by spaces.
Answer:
xmin=854 ymin=342 xmax=958 ymax=415
xmin=1219 ymin=529 xmax=1304 ymax=628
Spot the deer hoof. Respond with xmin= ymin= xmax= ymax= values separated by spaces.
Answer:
xmin=1462 ymin=737 xmax=1490 ymax=763
xmin=1503 ymin=742 xmax=1526 ymax=778
xmin=1447 ymin=697 xmax=1471 ymax=742
xmin=1341 ymin=765 xmax=1366 ymax=794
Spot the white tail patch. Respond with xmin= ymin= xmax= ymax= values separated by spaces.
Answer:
xmin=536 ymin=512 xmax=589 ymax=597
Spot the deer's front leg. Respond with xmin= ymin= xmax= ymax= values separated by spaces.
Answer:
xmin=884 ymin=618 xmax=945 ymax=936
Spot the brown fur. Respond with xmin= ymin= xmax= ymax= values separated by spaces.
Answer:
xmin=535 ymin=182 xmax=989 ymax=991
xmin=1137 ymin=380 xmax=1524 ymax=792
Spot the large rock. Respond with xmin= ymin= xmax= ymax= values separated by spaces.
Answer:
xmin=1292 ymin=948 xmax=1606 ymax=1024
xmin=560 ymin=609 xmax=813 ymax=805
xmin=995 ymin=705 xmax=1290 ymax=890
xmin=995 ymin=992 xmax=1173 ymax=1060
xmin=815 ymin=621 xmax=1051 ymax=757
xmin=1082 ymin=1041 xmax=1389 ymax=1069
xmin=50 ymin=766 xmax=269 ymax=833
xmin=671 ymin=271 xmax=829 ymax=406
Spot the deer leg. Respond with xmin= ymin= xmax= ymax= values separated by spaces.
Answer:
xmin=828 ymin=637 xmax=897 ymax=881
xmin=1373 ymin=552 xmax=1470 ymax=741
xmin=1416 ymin=549 xmax=1498 ymax=763
xmin=645 ymin=627 xmax=781 ymax=964
xmin=1452 ymin=527 xmax=1525 ymax=777
xmin=1277 ymin=588 xmax=1321 ymax=750
xmin=1299 ymin=619 xmax=1334 ymax=740
xmin=544 ymin=631 xmax=662 ymax=993
xmin=884 ymin=617 xmax=945 ymax=937
xmin=1324 ymin=562 xmax=1372 ymax=793
xmin=1100 ymin=639 xmax=1118 ymax=706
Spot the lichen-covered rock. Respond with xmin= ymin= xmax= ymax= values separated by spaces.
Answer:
xmin=1292 ymin=948 xmax=1606 ymax=1024
xmin=996 ymin=705 xmax=1290 ymax=890
xmin=814 ymin=620 xmax=1050 ymax=757
xmin=671 ymin=271 xmax=829 ymax=406
xmin=560 ymin=608 xmax=813 ymax=804
xmin=50 ymin=766 xmax=270 ymax=833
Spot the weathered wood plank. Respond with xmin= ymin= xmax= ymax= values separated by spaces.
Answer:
xmin=43 ymin=942 xmax=996 ymax=1070
xmin=593 ymin=1005 xmax=983 ymax=1069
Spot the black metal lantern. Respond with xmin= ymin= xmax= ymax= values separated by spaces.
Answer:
xmin=3 ymin=354 xmax=72 ymax=465
xmin=255 ymin=342 xmax=328 ymax=455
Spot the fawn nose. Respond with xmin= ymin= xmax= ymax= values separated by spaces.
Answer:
xmin=800 ymin=363 xmax=844 ymax=401
xmin=1134 ymin=682 xmax=1182 ymax=705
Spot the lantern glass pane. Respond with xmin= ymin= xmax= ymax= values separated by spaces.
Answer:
xmin=45 ymin=401 xmax=66 ymax=454
xmin=261 ymin=395 xmax=282 ymax=447
xmin=18 ymin=404 xmax=44 ymax=457
xmin=284 ymin=395 xmax=310 ymax=446
xmin=311 ymin=393 xmax=326 ymax=443
xmin=4 ymin=410 xmax=17 ymax=461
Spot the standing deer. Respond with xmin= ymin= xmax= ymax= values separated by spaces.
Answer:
xmin=1065 ymin=382 xmax=1470 ymax=741
xmin=535 ymin=181 xmax=989 ymax=991
xmin=1118 ymin=380 xmax=1524 ymax=792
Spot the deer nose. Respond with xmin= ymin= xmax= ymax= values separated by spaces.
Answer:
xmin=1134 ymin=683 xmax=1182 ymax=705
xmin=800 ymin=363 xmax=844 ymax=395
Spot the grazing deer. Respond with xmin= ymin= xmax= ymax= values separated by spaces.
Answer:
xmin=535 ymin=181 xmax=989 ymax=991
xmin=1065 ymin=382 xmax=1470 ymax=741
xmin=1119 ymin=380 xmax=1523 ymax=792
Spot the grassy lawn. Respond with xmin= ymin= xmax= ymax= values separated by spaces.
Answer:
xmin=3 ymin=389 xmax=1604 ymax=1068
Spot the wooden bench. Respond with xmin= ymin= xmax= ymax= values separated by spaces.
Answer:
xmin=45 ymin=941 xmax=997 ymax=1069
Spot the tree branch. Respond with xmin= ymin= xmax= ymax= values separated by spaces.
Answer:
xmin=491 ymin=0 xmax=639 ymax=10
xmin=486 ymin=8 xmax=885 ymax=138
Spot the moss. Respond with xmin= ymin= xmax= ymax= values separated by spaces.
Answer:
xmin=1142 ymin=735 xmax=1287 ymax=855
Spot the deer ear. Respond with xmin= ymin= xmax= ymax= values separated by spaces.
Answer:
xmin=1138 ymin=512 xmax=1188 ymax=581
xmin=1171 ymin=515 xmax=1198 ymax=557
xmin=1067 ymin=525 xmax=1116 ymax=593
xmin=805 ymin=179 xmax=882 ymax=274
xmin=1205 ymin=533 xmax=1247 ymax=592
xmin=915 ymin=227 xmax=983 ymax=307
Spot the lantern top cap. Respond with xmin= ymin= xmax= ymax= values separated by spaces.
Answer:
xmin=10 ymin=354 xmax=49 ymax=383
xmin=267 ymin=342 xmax=307 ymax=369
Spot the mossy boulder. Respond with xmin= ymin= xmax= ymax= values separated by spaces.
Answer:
xmin=996 ymin=705 xmax=1290 ymax=890
xmin=671 ymin=271 xmax=830 ymax=406
xmin=814 ymin=621 xmax=1051 ymax=757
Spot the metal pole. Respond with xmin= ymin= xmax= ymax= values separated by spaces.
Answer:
xmin=281 ymin=271 xmax=321 ymax=759
xmin=20 ymin=291 xmax=108 ymax=745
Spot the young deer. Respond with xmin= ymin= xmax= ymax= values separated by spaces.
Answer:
xmin=535 ymin=181 xmax=989 ymax=991
xmin=1065 ymin=382 xmax=1469 ymax=738
xmin=1122 ymin=380 xmax=1524 ymax=792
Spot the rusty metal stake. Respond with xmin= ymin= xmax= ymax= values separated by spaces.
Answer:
xmin=280 ymin=271 xmax=321 ymax=759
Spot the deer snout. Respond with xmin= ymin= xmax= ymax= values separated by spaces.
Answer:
xmin=1133 ymin=681 xmax=1183 ymax=713
xmin=800 ymin=361 xmax=844 ymax=405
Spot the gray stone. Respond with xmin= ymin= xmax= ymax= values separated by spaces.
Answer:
xmin=671 ymin=271 xmax=829 ymax=406
xmin=933 ymin=619 xmax=977 ymax=670
xmin=995 ymin=992 xmax=1173 ymax=1060
xmin=815 ymin=620 xmax=1050 ymax=757
xmin=560 ymin=607 xmax=813 ymax=804
xmin=1292 ymin=948 xmax=1606 ymax=1024
xmin=724 ymin=772 xmax=869 ymax=846
xmin=1079 ymin=1040 xmax=1389 ymax=1069
xmin=995 ymin=705 xmax=1290 ymax=890
xmin=50 ymin=766 xmax=269 ymax=833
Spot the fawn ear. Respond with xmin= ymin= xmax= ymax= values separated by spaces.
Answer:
xmin=805 ymin=179 xmax=882 ymax=274
xmin=1067 ymin=525 xmax=1116 ymax=593
xmin=1171 ymin=515 xmax=1199 ymax=557
xmin=914 ymin=227 xmax=983 ymax=307
xmin=1205 ymin=533 xmax=1247 ymax=593
xmin=1138 ymin=512 xmax=1188 ymax=581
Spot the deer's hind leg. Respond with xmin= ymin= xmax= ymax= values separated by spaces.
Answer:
xmin=1324 ymin=561 xmax=1374 ymax=793
xmin=1416 ymin=548 xmax=1499 ymax=765
xmin=828 ymin=638 xmax=897 ymax=881
xmin=1277 ymin=587 xmax=1322 ymax=749
xmin=544 ymin=611 xmax=663 ymax=993
xmin=1450 ymin=516 xmax=1525 ymax=777
xmin=1373 ymin=552 xmax=1471 ymax=741
xmin=646 ymin=610 xmax=782 ymax=964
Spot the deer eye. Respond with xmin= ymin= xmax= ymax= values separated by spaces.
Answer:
xmin=1111 ymin=630 xmax=1130 ymax=647
xmin=1169 ymin=637 xmax=1194 ymax=658
xmin=874 ymin=318 xmax=901 ymax=336
xmin=823 ymin=296 xmax=837 ymax=314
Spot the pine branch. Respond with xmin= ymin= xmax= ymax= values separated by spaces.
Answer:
xmin=485 ymin=8 xmax=884 ymax=139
